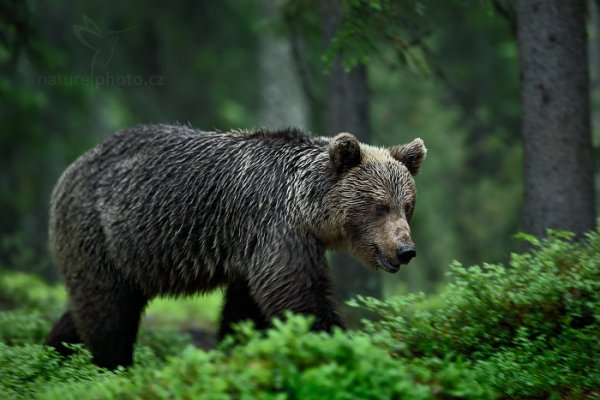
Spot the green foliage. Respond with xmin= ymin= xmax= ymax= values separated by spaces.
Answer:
xmin=38 ymin=316 xmax=495 ymax=400
xmin=354 ymin=229 xmax=600 ymax=397
xmin=214 ymin=318 xmax=493 ymax=399
xmin=0 ymin=310 xmax=50 ymax=346
xmin=136 ymin=327 xmax=191 ymax=363
xmin=325 ymin=0 xmax=430 ymax=72
xmin=145 ymin=292 xmax=223 ymax=331
xmin=0 ymin=343 xmax=103 ymax=399
xmin=0 ymin=271 xmax=66 ymax=318
xmin=1 ymin=227 xmax=598 ymax=399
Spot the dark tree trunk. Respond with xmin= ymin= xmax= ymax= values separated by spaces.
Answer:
xmin=319 ymin=0 xmax=382 ymax=304
xmin=259 ymin=0 xmax=309 ymax=128
xmin=517 ymin=0 xmax=596 ymax=238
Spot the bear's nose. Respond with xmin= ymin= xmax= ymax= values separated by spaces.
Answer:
xmin=397 ymin=246 xmax=417 ymax=264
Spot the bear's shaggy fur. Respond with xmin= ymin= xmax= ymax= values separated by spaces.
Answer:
xmin=45 ymin=124 xmax=426 ymax=369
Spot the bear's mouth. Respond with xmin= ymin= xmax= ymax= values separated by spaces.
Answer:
xmin=376 ymin=251 xmax=401 ymax=273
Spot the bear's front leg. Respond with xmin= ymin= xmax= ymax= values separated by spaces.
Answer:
xmin=218 ymin=279 xmax=270 ymax=339
xmin=246 ymin=230 xmax=344 ymax=332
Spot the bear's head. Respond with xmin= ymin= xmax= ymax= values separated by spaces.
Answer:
xmin=326 ymin=132 xmax=426 ymax=273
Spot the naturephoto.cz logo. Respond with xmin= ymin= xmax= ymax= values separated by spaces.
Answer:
xmin=38 ymin=15 xmax=164 ymax=87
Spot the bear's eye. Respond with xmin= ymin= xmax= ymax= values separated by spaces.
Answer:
xmin=375 ymin=204 xmax=390 ymax=216
xmin=404 ymin=203 xmax=414 ymax=219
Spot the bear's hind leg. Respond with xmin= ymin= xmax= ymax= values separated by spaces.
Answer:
xmin=45 ymin=310 xmax=82 ymax=356
xmin=218 ymin=280 xmax=269 ymax=340
xmin=70 ymin=280 xmax=147 ymax=370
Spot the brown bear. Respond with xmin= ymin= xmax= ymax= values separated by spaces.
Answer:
xmin=45 ymin=125 xmax=426 ymax=369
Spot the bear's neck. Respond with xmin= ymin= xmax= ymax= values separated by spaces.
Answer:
xmin=291 ymin=164 xmax=349 ymax=250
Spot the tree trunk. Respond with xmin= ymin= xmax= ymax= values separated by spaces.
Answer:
xmin=517 ymin=0 xmax=596 ymax=237
xmin=259 ymin=0 xmax=309 ymax=128
xmin=319 ymin=0 xmax=382 ymax=305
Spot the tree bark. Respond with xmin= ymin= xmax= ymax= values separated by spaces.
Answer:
xmin=259 ymin=0 xmax=309 ymax=128
xmin=517 ymin=0 xmax=596 ymax=237
xmin=319 ymin=0 xmax=382 ymax=303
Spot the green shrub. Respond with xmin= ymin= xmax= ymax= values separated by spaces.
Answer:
xmin=0 ymin=271 xmax=65 ymax=318
xmin=0 ymin=343 xmax=104 ymax=399
xmin=40 ymin=316 xmax=496 ymax=400
xmin=354 ymin=229 xmax=600 ymax=398
xmin=136 ymin=326 xmax=192 ymax=362
xmin=0 ymin=336 xmax=189 ymax=399
xmin=0 ymin=310 xmax=50 ymax=345
xmin=144 ymin=293 xmax=222 ymax=331
xmin=1 ymin=228 xmax=599 ymax=399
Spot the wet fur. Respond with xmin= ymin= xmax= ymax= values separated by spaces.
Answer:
xmin=46 ymin=124 xmax=425 ymax=369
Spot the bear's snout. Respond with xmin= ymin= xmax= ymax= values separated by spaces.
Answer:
xmin=397 ymin=246 xmax=416 ymax=264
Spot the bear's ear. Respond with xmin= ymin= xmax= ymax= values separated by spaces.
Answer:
xmin=390 ymin=138 xmax=427 ymax=175
xmin=329 ymin=132 xmax=362 ymax=174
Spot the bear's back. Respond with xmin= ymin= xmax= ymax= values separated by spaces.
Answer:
xmin=49 ymin=125 xmax=329 ymax=296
